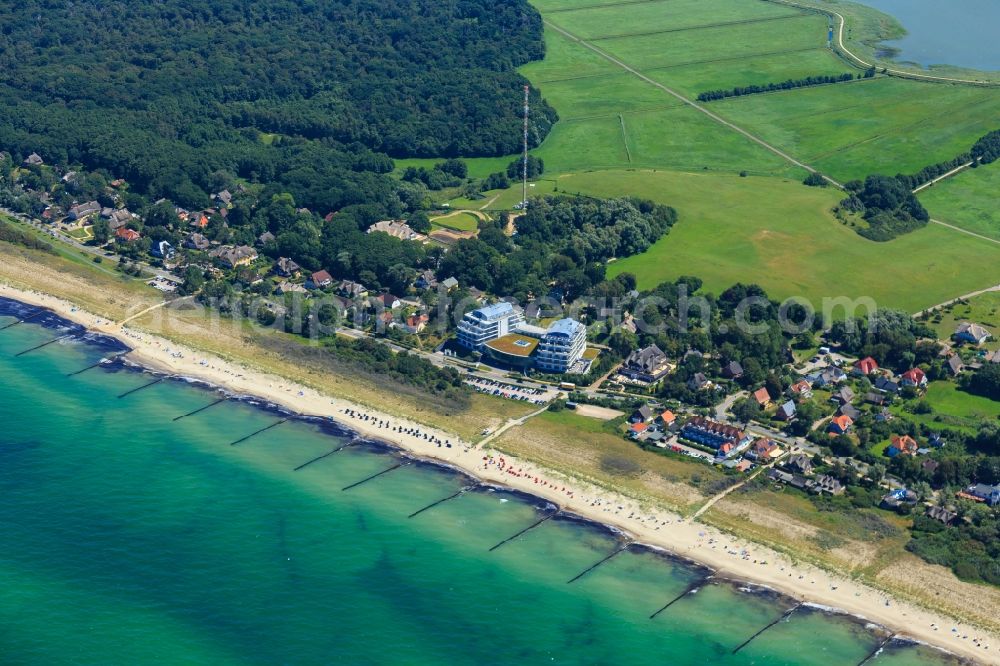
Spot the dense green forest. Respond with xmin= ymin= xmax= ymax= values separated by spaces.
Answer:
xmin=0 ymin=0 xmax=555 ymax=207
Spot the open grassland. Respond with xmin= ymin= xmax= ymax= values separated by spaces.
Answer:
xmin=492 ymin=409 xmax=718 ymax=514
xmin=546 ymin=0 xmax=802 ymax=40
xmin=920 ymin=162 xmax=1000 ymax=241
xmin=430 ymin=211 xmax=480 ymax=232
xmin=556 ymin=169 xmax=1000 ymax=312
xmin=711 ymin=77 xmax=1000 ymax=182
xmin=598 ymin=14 xmax=827 ymax=71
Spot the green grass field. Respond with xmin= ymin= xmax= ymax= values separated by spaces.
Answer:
xmin=430 ymin=211 xmax=481 ymax=232
xmin=556 ymin=169 xmax=1000 ymax=311
xmin=891 ymin=381 xmax=1000 ymax=433
xmin=920 ymin=162 xmax=1000 ymax=241
xmin=710 ymin=78 xmax=1000 ymax=182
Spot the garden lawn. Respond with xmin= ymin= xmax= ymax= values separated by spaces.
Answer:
xmin=920 ymin=161 xmax=1000 ymax=241
xmin=926 ymin=291 xmax=1000 ymax=350
xmin=892 ymin=381 xmax=1000 ymax=433
xmin=558 ymin=169 xmax=1000 ymax=312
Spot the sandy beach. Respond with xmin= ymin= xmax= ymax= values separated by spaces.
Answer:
xmin=2 ymin=282 xmax=997 ymax=665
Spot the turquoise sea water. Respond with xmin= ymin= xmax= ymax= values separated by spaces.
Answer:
xmin=0 ymin=297 xmax=963 ymax=665
xmin=858 ymin=0 xmax=1000 ymax=72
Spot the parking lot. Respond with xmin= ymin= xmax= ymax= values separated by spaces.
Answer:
xmin=464 ymin=376 xmax=554 ymax=404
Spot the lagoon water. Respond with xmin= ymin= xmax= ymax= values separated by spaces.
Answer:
xmin=859 ymin=0 xmax=1000 ymax=72
xmin=0 ymin=298 xmax=961 ymax=665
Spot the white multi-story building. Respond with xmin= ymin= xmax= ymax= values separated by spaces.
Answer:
xmin=535 ymin=318 xmax=586 ymax=373
xmin=457 ymin=302 xmax=525 ymax=351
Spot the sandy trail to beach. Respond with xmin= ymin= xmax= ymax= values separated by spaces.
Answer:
xmin=2 ymin=282 xmax=997 ymax=664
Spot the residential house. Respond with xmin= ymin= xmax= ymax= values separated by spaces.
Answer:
xmin=955 ymin=322 xmax=991 ymax=346
xmin=68 ymin=201 xmax=101 ymax=221
xmin=874 ymin=376 xmax=899 ymax=394
xmin=274 ymin=257 xmax=301 ymax=278
xmin=308 ymin=270 xmax=334 ymax=289
xmin=946 ymin=355 xmax=965 ymax=376
xmin=838 ymin=404 xmax=861 ymax=421
xmin=776 ymin=400 xmax=796 ymax=421
xmin=630 ymin=405 xmax=655 ymax=424
xmin=151 ymin=240 xmax=175 ymax=260
xmin=23 ymin=152 xmax=43 ymax=166
xmin=377 ymin=293 xmax=402 ymax=310
xmin=828 ymin=414 xmax=853 ymax=435
xmin=752 ymin=387 xmax=772 ymax=407
xmin=881 ymin=488 xmax=918 ymax=509
xmin=215 ymin=190 xmax=233 ymax=207
xmin=986 ymin=350 xmax=1000 ymax=365
xmin=784 ymin=454 xmax=814 ymax=475
xmin=620 ymin=345 xmax=672 ymax=383
xmin=367 ymin=219 xmax=424 ymax=241
xmin=61 ymin=170 xmax=78 ymax=183
xmin=812 ymin=475 xmax=844 ymax=496
xmin=404 ymin=313 xmax=430 ymax=334
xmin=276 ymin=281 xmax=307 ymax=295
xmin=960 ymin=483 xmax=1000 ymax=506
xmin=831 ymin=386 xmax=855 ymax=405
xmin=338 ymin=280 xmax=368 ymax=298
xmin=189 ymin=212 xmax=210 ymax=229
xmin=184 ymin=233 xmax=211 ymax=251
xmin=811 ymin=367 xmax=847 ymax=387
xmin=687 ymin=373 xmax=709 ymax=391
xmin=900 ymin=368 xmax=928 ymax=388
xmin=853 ymin=356 xmax=879 ymax=375
xmin=659 ymin=410 xmax=677 ymax=429
xmin=789 ymin=380 xmax=813 ymax=398
xmin=258 ymin=231 xmax=275 ymax=245
xmin=876 ymin=407 xmax=894 ymax=422
xmin=768 ymin=469 xmax=810 ymax=490
xmin=104 ymin=208 xmax=134 ymax=230
xmin=680 ymin=416 xmax=745 ymax=451
xmin=415 ymin=270 xmax=438 ymax=290
xmin=441 ymin=277 xmax=459 ymax=291
xmin=722 ymin=360 xmax=744 ymax=379
xmin=864 ymin=392 xmax=886 ymax=406
xmin=210 ymin=245 xmax=258 ymax=269
xmin=748 ymin=438 xmax=782 ymax=461
xmin=630 ymin=421 xmax=650 ymax=437
xmin=887 ymin=434 xmax=919 ymax=457
xmin=115 ymin=227 xmax=140 ymax=243
xmin=926 ymin=506 xmax=958 ymax=525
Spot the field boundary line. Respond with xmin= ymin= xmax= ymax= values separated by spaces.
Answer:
xmin=559 ymin=103 xmax=687 ymax=122
xmin=763 ymin=0 xmax=1000 ymax=87
xmin=588 ymin=12 xmax=806 ymax=42
xmin=929 ymin=218 xmax=1000 ymax=246
xmin=640 ymin=46 xmax=823 ymax=74
xmin=913 ymin=162 xmax=974 ymax=193
xmin=618 ymin=114 xmax=632 ymax=163
xmin=545 ymin=0 xmax=665 ymax=14
xmin=543 ymin=19 xmax=843 ymax=187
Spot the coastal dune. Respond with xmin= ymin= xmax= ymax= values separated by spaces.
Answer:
xmin=1 ymin=281 xmax=997 ymax=665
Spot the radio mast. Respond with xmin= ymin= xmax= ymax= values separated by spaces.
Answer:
xmin=522 ymin=85 xmax=529 ymax=210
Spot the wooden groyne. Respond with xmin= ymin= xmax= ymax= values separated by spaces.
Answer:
xmin=342 ymin=461 xmax=409 ymax=491
xmin=173 ymin=397 xmax=228 ymax=421
xmin=15 ymin=334 xmax=73 ymax=357
xmin=293 ymin=442 xmax=356 ymax=471
xmin=0 ymin=308 xmax=48 ymax=331
xmin=409 ymin=487 xmax=471 ymax=518
xmin=732 ymin=602 xmax=802 ymax=654
xmin=67 ymin=353 xmax=124 ymax=377
xmin=229 ymin=418 xmax=288 ymax=446
xmin=649 ymin=575 xmax=711 ymax=619
xmin=117 ymin=376 xmax=166 ymax=398
xmin=567 ymin=543 xmax=631 ymax=584
xmin=856 ymin=634 xmax=896 ymax=666
xmin=489 ymin=510 xmax=559 ymax=552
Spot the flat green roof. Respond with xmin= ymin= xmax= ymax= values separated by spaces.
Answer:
xmin=486 ymin=334 xmax=539 ymax=358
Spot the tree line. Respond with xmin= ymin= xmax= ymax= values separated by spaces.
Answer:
xmin=696 ymin=71 xmax=868 ymax=102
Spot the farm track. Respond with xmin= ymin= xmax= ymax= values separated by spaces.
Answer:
xmin=587 ymin=12 xmax=805 ymax=42
xmin=542 ymin=18 xmax=843 ymax=187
